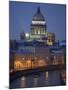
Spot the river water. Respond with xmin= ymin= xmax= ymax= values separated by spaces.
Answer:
xmin=10 ymin=70 xmax=62 ymax=89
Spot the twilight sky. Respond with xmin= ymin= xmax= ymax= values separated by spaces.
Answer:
xmin=9 ymin=1 xmax=66 ymax=41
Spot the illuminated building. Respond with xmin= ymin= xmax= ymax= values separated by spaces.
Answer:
xmin=10 ymin=40 xmax=65 ymax=71
xmin=10 ymin=7 xmax=65 ymax=72
xmin=30 ymin=7 xmax=47 ymax=41
xmin=12 ymin=41 xmax=51 ymax=71
xmin=50 ymin=47 xmax=65 ymax=65
xmin=20 ymin=7 xmax=55 ymax=45
xmin=47 ymin=32 xmax=55 ymax=45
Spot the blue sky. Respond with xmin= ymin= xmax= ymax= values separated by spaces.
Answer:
xmin=9 ymin=1 xmax=66 ymax=41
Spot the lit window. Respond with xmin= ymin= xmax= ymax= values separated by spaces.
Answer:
xmin=22 ymin=58 xmax=25 ymax=60
xmin=54 ymin=56 xmax=56 ymax=59
xmin=46 ymin=57 xmax=48 ymax=59
xmin=38 ymin=30 xmax=40 ymax=34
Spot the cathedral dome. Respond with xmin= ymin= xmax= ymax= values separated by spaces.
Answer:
xmin=32 ymin=7 xmax=45 ymax=21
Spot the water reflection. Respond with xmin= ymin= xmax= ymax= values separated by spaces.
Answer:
xmin=33 ymin=75 xmax=38 ymax=87
xmin=45 ymin=71 xmax=48 ymax=80
xmin=20 ymin=76 xmax=26 ymax=88
xmin=10 ymin=71 xmax=63 ymax=89
xmin=44 ymin=72 xmax=49 ymax=85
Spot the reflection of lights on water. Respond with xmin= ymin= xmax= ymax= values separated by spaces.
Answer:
xmin=60 ymin=70 xmax=66 ymax=84
xmin=33 ymin=75 xmax=38 ymax=86
xmin=21 ymin=76 xmax=26 ymax=80
xmin=45 ymin=72 xmax=48 ymax=80
xmin=21 ymin=76 xmax=26 ymax=88
xmin=44 ymin=72 xmax=49 ymax=85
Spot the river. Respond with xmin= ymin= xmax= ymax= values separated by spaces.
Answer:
xmin=10 ymin=70 xmax=63 ymax=89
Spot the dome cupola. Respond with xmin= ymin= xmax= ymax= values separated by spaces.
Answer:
xmin=32 ymin=7 xmax=45 ymax=21
xmin=32 ymin=7 xmax=46 ymax=25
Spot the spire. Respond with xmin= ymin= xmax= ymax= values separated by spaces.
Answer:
xmin=37 ymin=7 xmax=40 ymax=13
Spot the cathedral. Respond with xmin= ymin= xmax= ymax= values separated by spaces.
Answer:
xmin=10 ymin=7 xmax=65 ymax=72
xmin=20 ymin=7 xmax=55 ymax=45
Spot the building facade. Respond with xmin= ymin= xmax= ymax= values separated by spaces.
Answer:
xmin=20 ymin=7 xmax=55 ymax=45
xmin=10 ymin=7 xmax=65 ymax=72
xmin=10 ymin=40 xmax=65 ymax=72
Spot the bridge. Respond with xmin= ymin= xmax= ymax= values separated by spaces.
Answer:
xmin=10 ymin=64 xmax=66 ymax=82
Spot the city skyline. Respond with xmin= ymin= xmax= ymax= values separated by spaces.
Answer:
xmin=9 ymin=1 xmax=66 ymax=88
xmin=9 ymin=1 xmax=66 ymax=41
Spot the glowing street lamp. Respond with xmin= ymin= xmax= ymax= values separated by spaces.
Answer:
xmin=25 ymin=33 xmax=29 ymax=39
